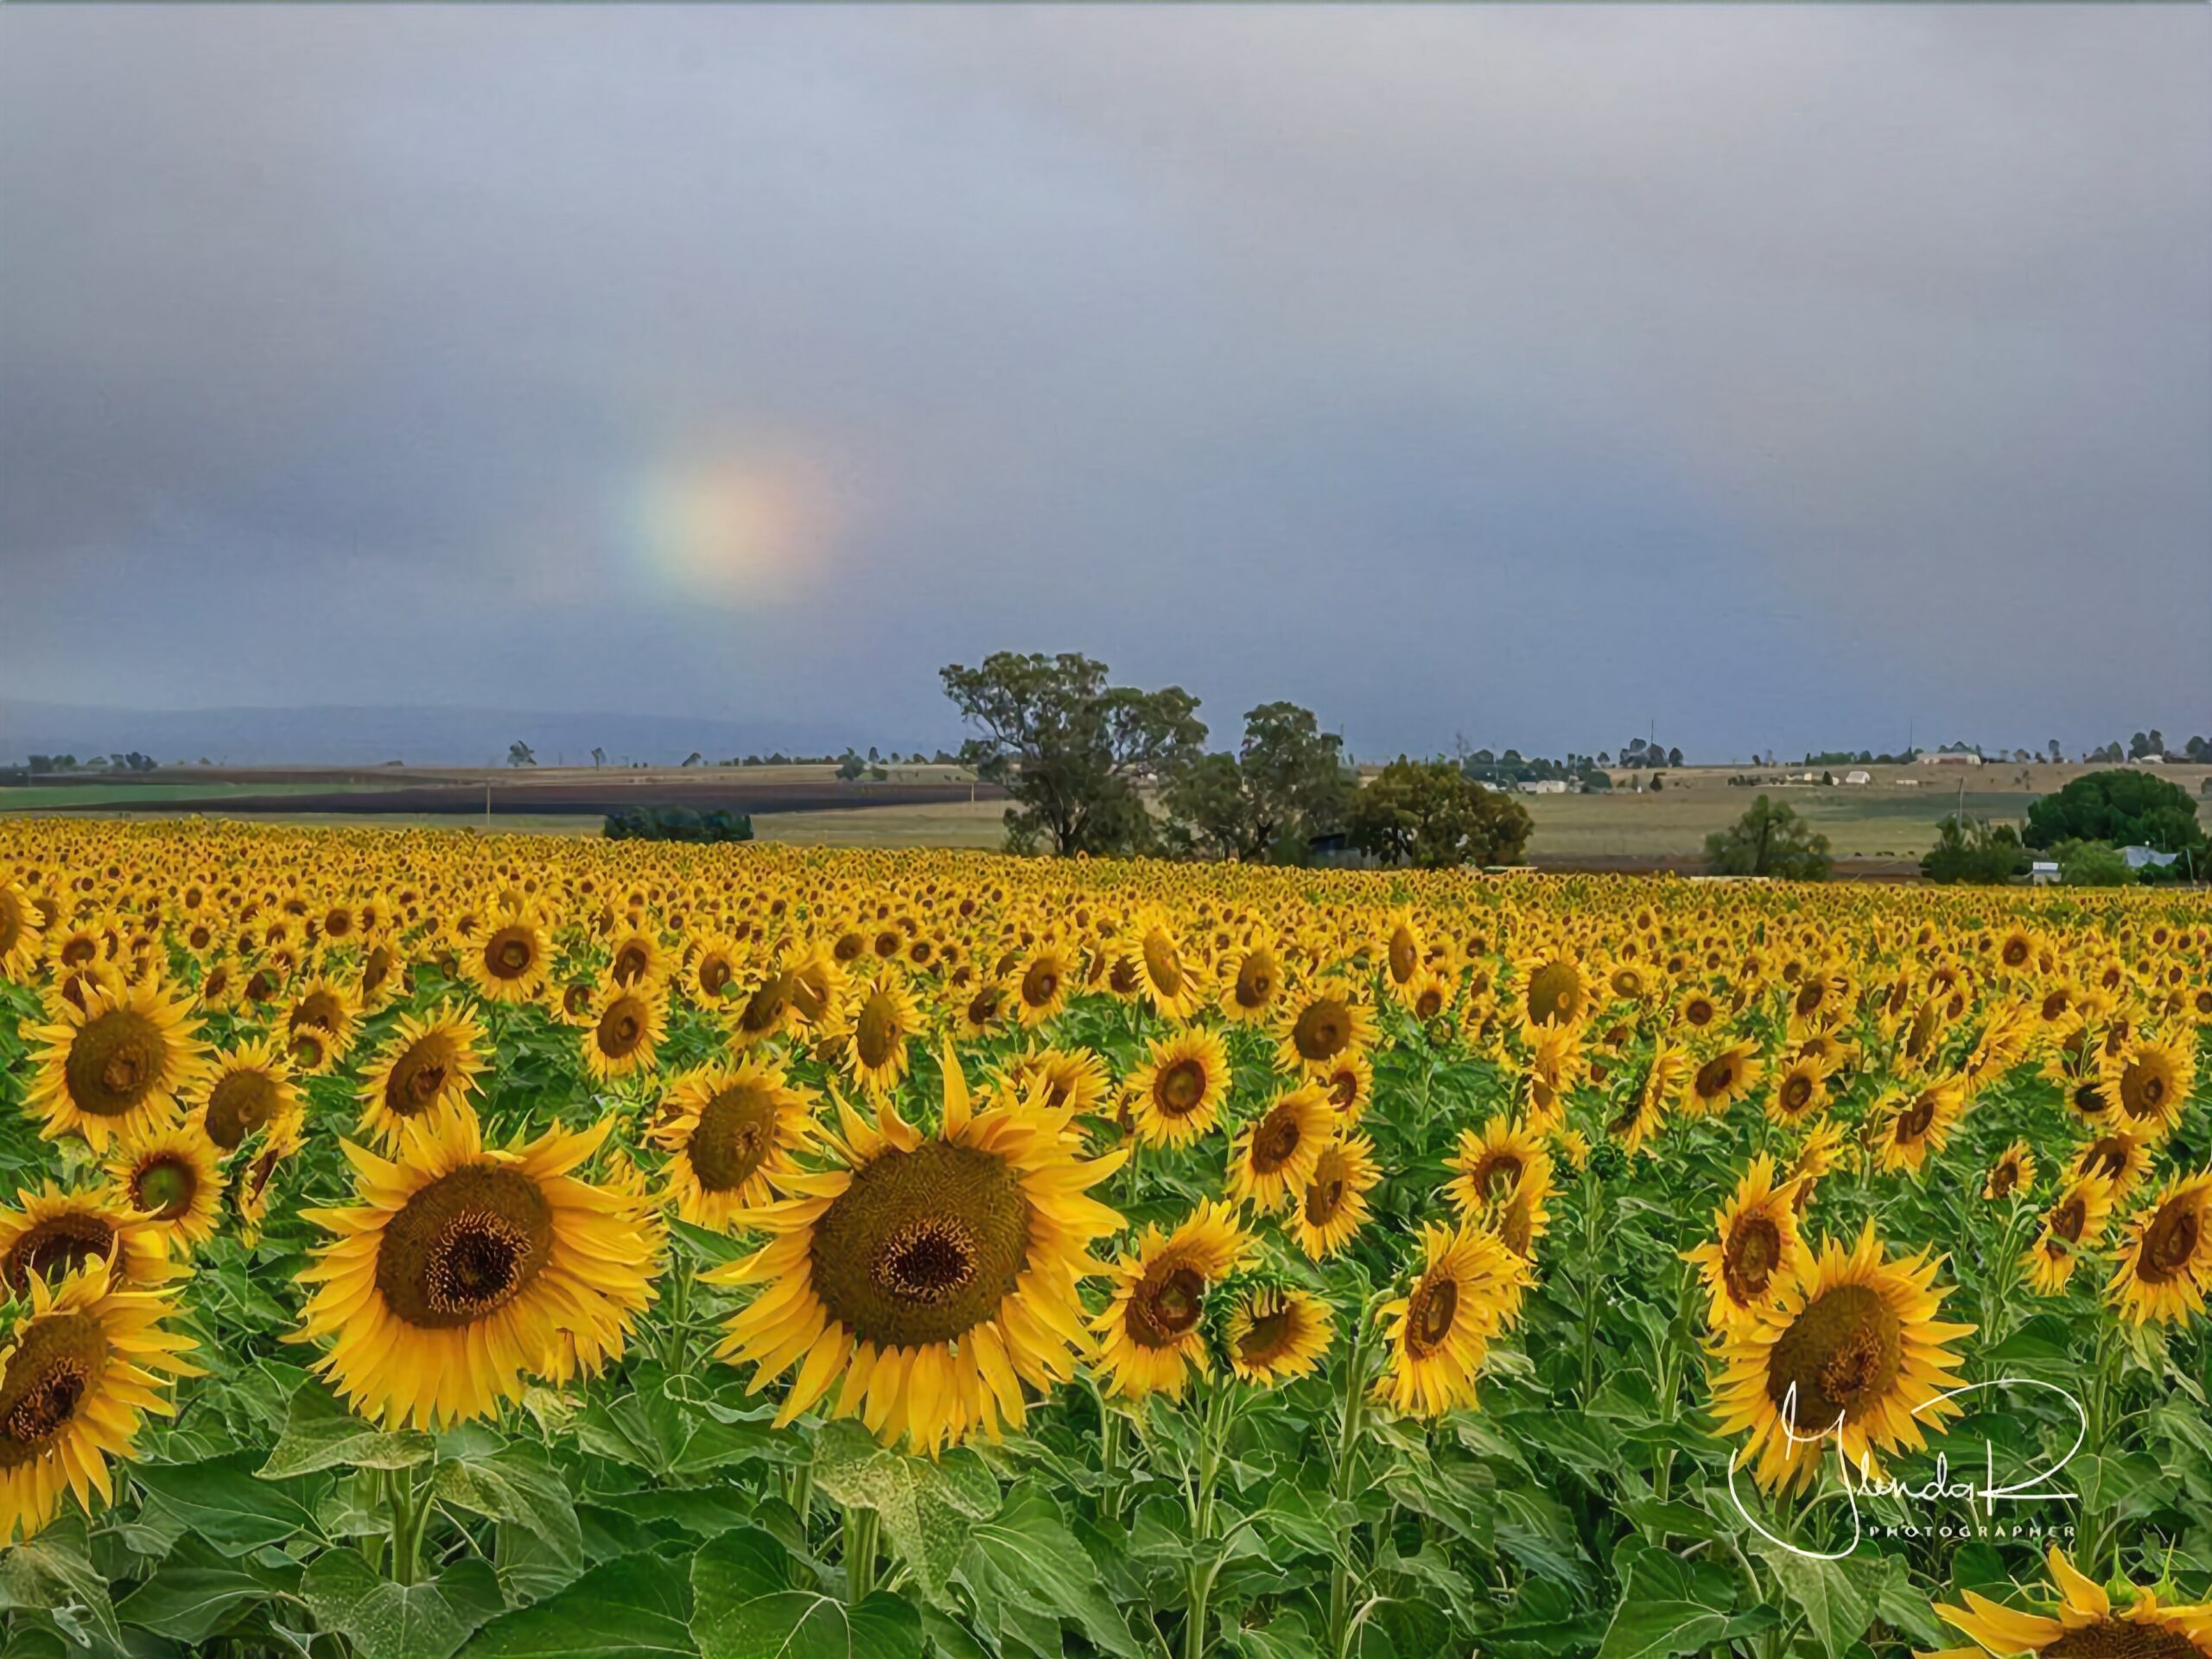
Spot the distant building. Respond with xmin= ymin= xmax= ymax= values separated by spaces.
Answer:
xmin=2029 ymin=861 xmax=2061 ymax=886
xmin=1896 ymin=778 xmax=1922 ymax=787
xmin=1842 ymin=770 xmax=1872 ymax=785
xmin=1520 ymin=779 xmax=1567 ymax=795
xmin=2120 ymin=846 xmax=2178 ymax=871
xmin=1919 ymin=752 xmax=1983 ymax=766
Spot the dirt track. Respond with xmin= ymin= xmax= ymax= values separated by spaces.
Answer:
xmin=54 ymin=779 xmax=1005 ymax=818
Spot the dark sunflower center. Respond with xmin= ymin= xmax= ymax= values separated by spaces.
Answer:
xmin=2083 ymin=1139 xmax=2129 ymax=1179
xmin=1686 ymin=998 xmax=1715 ymax=1027
xmin=854 ymin=995 xmax=902 ymax=1070
xmin=1238 ymin=1305 xmax=1296 ymax=1366
xmin=1249 ymin=1107 xmax=1303 ymax=1174
xmin=1988 ymin=1160 xmax=2020 ymax=1199
xmin=699 ymin=957 xmax=733 ymax=996
xmin=1781 ymin=1075 xmax=1815 ymax=1113
xmin=967 ymin=988 xmax=1002 ymax=1027
xmin=1416 ymin=989 xmax=1444 ymax=1020
xmin=377 ymin=1167 xmax=554 ymax=1329
xmin=389 ymin=1039 xmax=455 ymax=1116
xmin=4 ymin=1215 xmax=118 ymax=1294
xmin=67 ymin=1011 xmax=167 ymax=1116
xmin=1155 ymin=1059 xmax=1207 ymax=1118
xmin=134 ymin=1157 xmax=197 ymax=1220
xmin=690 ymin=1085 xmax=776 ymax=1192
xmin=1724 ymin=1213 xmax=1783 ymax=1305
xmin=1766 ymin=1283 xmax=1902 ymax=1431
xmin=486 ymin=929 xmax=536 ymax=978
xmin=1405 ymin=1277 xmax=1459 ymax=1358
xmin=1141 ymin=934 xmax=1185 ymax=998
xmin=808 ymin=1142 xmax=1032 ymax=1348
xmin=1306 ymin=1152 xmax=1349 ymax=1226
xmin=2003 ymin=941 xmax=2030 ymax=968
xmin=1694 ymin=1056 xmax=1737 ymax=1100
xmin=1389 ymin=931 xmax=1417 ymax=983
xmin=1294 ymin=1000 xmax=1350 ymax=1063
xmin=563 ymin=982 xmax=593 ymax=1018
xmin=1526 ymin=962 xmax=1580 ymax=1026
xmin=740 ymin=973 xmax=793 ymax=1035
xmin=2043 ymin=1621 xmax=2202 ymax=1659
xmin=206 ymin=1068 xmax=279 ymax=1149
xmin=1328 ymin=1069 xmax=1359 ymax=1111
xmin=292 ymin=993 xmax=343 ymax=1033
xmin=1020 ymin=960 xmax=1060 ymax=1008
xmin=1896 ymin=1094 xmax=1938 ymax=1142
xmin=0 ymin=1313 xmax=110 ymax=1469
xmin=1236 ymin=956 xmax=1275 ymax=1008
xmin=2051 ymin=1198 xmax=2088 ymax=1243
xmin=1474 ymin=1154 xmax=1522 ymax=1200
xmin=597 ymin=998 xmax=647 ymax=1058
xmin=1128 ymin=1264 xmax=1206 ymax=1349
xmin=2120 ymin=1064 xmax=2167 ymax=1118
xmin=613 ymin=943 xmax=651 ymax=983
xmin=2138 ymin=1199 xmax=2202 ymax=1285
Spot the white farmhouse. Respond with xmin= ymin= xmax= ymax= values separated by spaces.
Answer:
xmin=1842 ymin=770 xmax=1872 ymax=785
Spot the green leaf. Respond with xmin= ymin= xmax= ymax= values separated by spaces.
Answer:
xmin=432 ymin=1444 xmax=583 ymax=1572
xmin=262 ymin=1380 xmax=437 ymax=1478
xmin=461 ymin=1550 xmax=696 ymax=1659
xmin=116 ymin=1553 xmax=300 ymax=1643
xmin=1758 ymin=1548 xmax=1877 ymax=1659
xmin=808 ymin=1421 xmax=999 ymax=1606
xmin=690 ymin=1527 xmax=920 ymax=1659
xmin=302 ymin=1553 xmax=504 ymax=1659
xmin=1597 ymin=1550 xmax=1773 ymax=1659
xmin=133 ymin=1450 xmax=321 ymax=1554
xmin=960 ymin=1484 xmax=1142 ymax=1659
xmin=0 ymin=1514 xmax=120 ymax=1648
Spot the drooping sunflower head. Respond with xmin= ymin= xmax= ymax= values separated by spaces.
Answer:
xmin=1375 ymin=1222 xmax=1529 ymax=1420
xmin=1936 ymin=1545 xmax=2212 ymax=1659
xmin=283 ymin=976 xmax=359 ymax=1072
xmin=0 ymin=879 xmax=43 ymax=980
xmin=710 ymin=1045 xmax=1127 ymax=1452
xmin=26 ymin=979 xmax=208 ymax=1154
xmin=1709 ymin=1221 xmax=1974 ymax=1493
xmin=1983 ymin=1141 xmax=2037 ymax=1205
xmin=1610 ymin=1044 xmax=1685 ymax=1155
xmin=0 ymin=1260 xmax=201 ymax=1546
xmin=582 ymin=979 xmax=669 ymax=1084
xmin=1125 ymin=1027 xmax=1233 ymax=1148
xmin=298 ymin=1113 xmax=661 ymax=1429
xmin=727 ymin=963 xmax=800 ymax=1050
xmin=1274 ymin=976 xmax=1376 ymax=1075
xmin=0 ymin=1184 xmax=172 ymax=1294
xmin=2102 ymin=1033 xmax=2196 ymax=1141
xmin=1226 ymin=1287 xmax=1334 ymax=1387
xmin=1683 ymin=1040 xmax=1764 ymax=1119
xmin=2074 ymin=1131 xmax=2153 ymax=1202
xmin=1000 ymin=1044 xmax=1112 ymax=1122
xmin=1382 ymin=908 xmax=1425 ymax=992
xmin=1092 ymin=1199 xmax=1254 ymax=1402
xmin=1218 ymin=943 xmax=1284 ymax=1025
xmin=1317 ymin=1052 xmax=1374 ymax=1127
xmin=358 ymin=1007 xmax=486 ymax=1146
xmin=2023 ymin=1174 xmax=2114 ymax=1296
xmin=1687 ymin=1154 xmax=1803 ymax=1331
xmin=196 ymin=1035 xmax=303 ymax=1154
xmin=836 ymin=971 xmax=923 ymax=1096
xmin=106 ymin=1127 xmax=224 ymax=1255
xmin=1124 ymin=911 xmax=1205 ymax=1022
xmin=1292 ymin=1133 xmax=1379 ymax=1261
xmin=956 ymin=981 xmax=1013 ymax=1041
xmin=1226 ymin=1084 xmax=1335 ymax=1213
xmin=1873 ymin=1076 xmax=1967 ymax=1175
xmin=2108 ymin=1170 xmax=2212 ymax=1326
xmin=648 ymin=1060 xmax=817 ymax=1230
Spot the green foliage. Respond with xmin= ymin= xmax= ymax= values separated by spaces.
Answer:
xmin=1704 ymin=795 xmax=1832 ymax=879
xmin=1344 ymin=757 xmax=1534 ymax=868
xmin=940 ymin=652 xmax=1205 ymax=856
xmin=602 ymin=807 xmax=755 ymax=843
xmin=1919 ymin=817 xmax=2027 ymax=885
xmin=2024 ymin=768 xmax=2206 ymax=855
xmin=2054 ymin=838 xmax=2135 ymax=887
xmin=1160 ymin=701 xmax=1352 ymax=862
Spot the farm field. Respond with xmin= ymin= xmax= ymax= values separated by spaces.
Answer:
xmin=0 ymin=817 xmax=2206 ymax=1659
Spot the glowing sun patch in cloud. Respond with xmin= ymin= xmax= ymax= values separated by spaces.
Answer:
xmin=626 ymin=443 xmax=842 ymax=606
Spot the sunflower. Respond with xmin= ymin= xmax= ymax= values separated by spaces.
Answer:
xmin=582 ymin=979 xmax=669 ymax=1084
xmin=1686 ymin=1155 xmax=1803 ymax=1331
xmin=1217 ymin=943 xmax=1284 ymax=1026
xmin=1609 ymin=1045 xmax=1683 ymax=1155
xmin=0 ymin=879 xmax=43 ymax=980
xmin=1446 ymin=1116 xmax=1549 ymax=1218
xmin=2022 ymin=1175 xmax=2113 ymax=1296
xmin=1682 ymin=1040 xmax=1764 ymax=1118
xmin=0 ymin=1185 xmax=172 ymax=1294
xmin=1982 ymin=1141 xmax=2037 ymax=1204
xmin=24 ymin=980 xmax=207 ymax=1154
xmin=728 ymin=963 xmax=800 ymax=1051
xmin=955 ymin=982 xmax=1013 ymax=1042
xmin=2101 ymin=1032 xmax=2196 ymax=1142
xmin=283 ymin=976 xmax=359 ymax=1072
xmin=357 ymin=1001 xmax=484 ymax=1131
xmin=1002 ymin=1046 xmax=1111 ymax=1121
xmin=1934 ymin=1545 xmax=2212 ymax=1659
xmin=687 ymin=933 xmax=747 ymax=1007
xmin=1010 ymin=944 xmax=1073 ymax=1028
xmin=298 ymin=1112 xmax=661 ymax=1429
xmin=1708 ymin=1221 xmax=1973 ymax=1493
xmin=196 ymin=1036 xmax=305 ymax=1154
xmin=1226 ymin=1287 xmax=1334 ymax=1387
xmin=1675 ymin=986 xmax=1726 ymax=1037
xmin=105 ymin=1127 xmax=224 ymax=1255
xmin=1316 ymin=1052 xmax=1374 ymax=1128
xmin=1226 ymin=1084 xmax=1335 ymax=1213
xmin=1767 ymin=1052 xmax=1837 ymax=1128
xmin=607 ymin=926 xmax=670 ymax=989
xmin=648 ymin=1060 xmax=817 ymax=1230
xmin=1374 ymin=1222 xmax=1528 ymax=1419
xmin=1382 ymin=908 xmax=1426 ymax=1001
xmin=1872 ymin=1076 xmax=1967 ymax=1175
xmin=836 ymin=971 xmax=923 ymax=1096
xmin=1789 ymin=1119 xmax=1850 ymax=1200
xmin=1274 ymin=978 xmax=1377 ymax=1076
xmin=2108 ymin=1170 xmax=2212 ymax=1325
xmin=1402 ymin=968 xmax=1457 ymax=1029
xmin=1292 ymin=1133 xmax=1379 ymax=1261
xmin=2074 ymin=1130 xmax=2154 ymax=1201
xmin=1958 ymin=1002 xmax=2034 ymax=1100
xmin=1125 ymin=1027 xmax=1233 ymax=1148
xmin=1092 ymin=1200 xmax=1254 ymax=1402
xmin=460 ymin=906 xmax=552 ymax=1005
xmin=0 ymin=1261 xmax=201 ymax=1546
xmin=709 ymin=1046 xmax=1126 ymax=1452
xmin=1517 ymin=949 xmax=1590 ymax=1032
xmin=1124 ymin=912 xmax=1206 ymax=1023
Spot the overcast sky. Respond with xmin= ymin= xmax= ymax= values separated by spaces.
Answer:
xmin=3 ymin=6 xmax=2206 ymax=761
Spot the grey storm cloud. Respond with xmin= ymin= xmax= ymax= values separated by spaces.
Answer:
xmin=3 ymin=4 xmax=2206 ymax=761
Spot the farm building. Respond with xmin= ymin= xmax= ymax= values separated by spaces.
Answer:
xmin=1520 ymin=779 xmax=1568 ymax=795
xmin=2120 ymin=846 xmax=2179 ymax=872
xmin=2029 ymin=861 xmax=2061 ymax=886
xmin=1842 ymin=769 xmax=1872 ymax=785
xmin=1918 ymin=752 xmax=1983 ymax=766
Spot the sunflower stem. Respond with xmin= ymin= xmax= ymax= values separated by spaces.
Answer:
xmin=1326 ymin=1301 xmax=1379 ymax=1659
xmin=389 ymin=1464 xmax=423 ymax=1587
xmin=842 ymin=1504 xmax=880 ymax=1603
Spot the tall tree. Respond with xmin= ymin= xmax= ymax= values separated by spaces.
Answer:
xmin=1160 ymin=701 xmax=1351 ymax=862
xmin=1344 ymin=758 xmax=1532 ymax=869
xmin=2024 ymin=769 xmax=2206 ymax=855
xmin=940 ymin=652 xmax=1205 ymax=855
xmin=1705 ymin=796 xmax=1832 ymax=879
xmin=507 ymin=741 xmax=537 ymax=767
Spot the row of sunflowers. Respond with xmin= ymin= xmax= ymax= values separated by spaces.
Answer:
xmin=0 ymin=818 xmax=2207 ymax=1659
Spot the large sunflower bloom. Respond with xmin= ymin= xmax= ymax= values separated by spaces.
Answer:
xmin=1092 ymin=1199 xmax=1253 ymax=1402
xmin=1217 ymin=942 xmax=1285 ymax=1026
xmin=195 ymin=1036 xmax=305 ymax=1155
xmin=582 ymin=979 xmax=669 ymax=1084
xmin=1709 ymin=1222 xmax=1974 ymax=1493
xmin=648 ymin=1060 xmax=817 ymax=1230
xmin=0 ymin=1261 xmax=202 ymax=1545
xmin=1374 ymin=1222 xmax=1528 ymax=1419
xmin=459 ymin=906 xmax=552 ymax=1005
xmin=2108 ymin=1170 xmax=2212 ymax=1326
xmin=709 ymin=1046 xmax=1126 ymax=1452
xmin=836 ymin=971 xmax=923 ymax=1096
xmin=1873 ymin=1076 xmax=1968 ymax=1175
xmin=24 ymin=980 xmax=208 ymax=1154
xmin=1123 ymin=911 xmax=1207 ymax=1023
xmin=1686 ymin=1154 xmax=1804 ymax=1331
xmin=1274 ymin=977 xmax=1377 ymax=1076
xmin=0 ymin=879 xmax=44 ymax=981
xmin=105 ymin=1127 xmax=225 ymax=1255
xmin=1933 ymin=1545 xmax=2212 ymax=1659
xmin=2101 ymin=1032 xmax=2196 ymax=1142
xmin=357 ymin=1007 xmax=487 ymax=1147
xmin=1227 ymin=1287 xmax=1334 ymax=1387
xmin=297 ymin=1114 xmax=661 ymax=1429
xmin=1226 ymin=1084 xmax=1335 ymax=1213
xmin=2022 ymin=1175 xmax=2114 ymax=1296
xmin=0 ymin=1185 xmax=173 ymax=1294
xmin=1292 ymin=1133 xmax=1379 ymax=1261
xmin=1124 ymin=1027 xmax=1233 ymax=1148
xmin=1010 ymin=944 xmax=1074 ymax=1028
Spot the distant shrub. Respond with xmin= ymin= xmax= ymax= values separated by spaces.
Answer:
xmin=1920 ymin=817 xmax=2028 ymax=885
xmin=2054 ymin=839 xmax=2133 ymax=887
xmin=602 ymin=806 xmax=755 ymax=843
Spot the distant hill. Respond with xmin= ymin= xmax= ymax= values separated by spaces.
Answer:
xmin=0 ymin=699 xmax=934 ymax=769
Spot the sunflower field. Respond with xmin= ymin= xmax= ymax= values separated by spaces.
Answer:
xmin=0 ymin=819 xmax=2208 ymax=1659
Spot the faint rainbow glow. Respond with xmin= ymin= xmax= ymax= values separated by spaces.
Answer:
xmin=624 ymin=443 xmax=839 ymax=605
